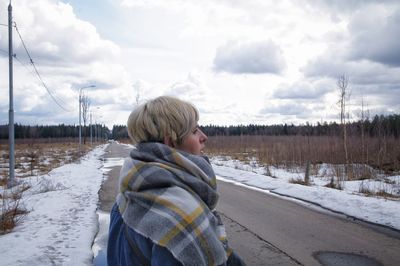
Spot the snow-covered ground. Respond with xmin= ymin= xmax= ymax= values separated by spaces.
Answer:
xmin=0 ymin=145 xmax=108 ymax=266
xmin=1 ymin=144 xmax=399 ymax=265
xmin=211 ymin=156 xmax=400 ymax=230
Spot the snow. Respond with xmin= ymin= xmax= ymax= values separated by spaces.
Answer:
xmin=211 ymin=157 xmax=400 ymax=230
xmin=92 ymin=210 xmax=109 ymax=266
xmin=0 ymin=145 xmax=107 ymax=266
xmin=1 ymin=144 xmax=399 ymax=265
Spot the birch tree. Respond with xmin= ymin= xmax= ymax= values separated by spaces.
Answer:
xmin=337 ymin=74 xmax=350 ymax=180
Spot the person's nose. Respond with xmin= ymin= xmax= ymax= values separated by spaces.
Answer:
xmin=199 ymin=129 xmax=208 ymax=142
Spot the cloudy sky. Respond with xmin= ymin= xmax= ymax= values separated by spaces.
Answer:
xmin=0 ymin=0 xmax=399 ymax=128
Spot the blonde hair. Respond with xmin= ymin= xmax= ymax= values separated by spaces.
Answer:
xmin=127 ymin=96 xmax=199 ymax=145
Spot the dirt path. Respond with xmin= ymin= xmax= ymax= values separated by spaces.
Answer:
xmin=98 ymin=142 xmax=131 ymax=212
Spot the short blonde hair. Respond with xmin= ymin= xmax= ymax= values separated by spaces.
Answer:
xmin=127 ymin=96 xmax=199 ymax=145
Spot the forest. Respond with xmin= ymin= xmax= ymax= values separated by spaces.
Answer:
xmin=0 ymin=123 xmax=109 ymax=140
xmin=0 ymin=114 xmax=398 ymax=140
xmin=112 ymin=114 xmax=400 ymax=139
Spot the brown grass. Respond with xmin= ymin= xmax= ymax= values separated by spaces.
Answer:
xmin=359 ymin=184 xmax=400 ymax=199
xmin=0 ymin=141 xmax=98 ymax=179
xmin=0 ymin=177 xmax=6 ymax=186
xmin=0 ymin=207 xmax=28 ymax=235
xmin=205 ymin=135 xmax=400 ymax=176
xmin=376 ymin=190 xmax=400 ymax=199
xmin=0 ymin=139 xmax=105 ymax=234
xmin=289 ymin=178 xmax=310 ymax=186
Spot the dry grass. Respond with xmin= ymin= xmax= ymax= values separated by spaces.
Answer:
xmin=0 ymin=139 xmax=104 ymax=234
xmin=0 ymin=141 xmax=96 ymax=179
xmin=376 ymin=190 xmax=400 ymax=198
xmin=289 ymin=178 xmax=310 ymax=186
xmin=359 ymin=185 xmax=400 ymax=199
xmin=0 ymin=207 xmax=28 ymax=235
xmin=205 ymin=135 xmax=400 ymax=176
xmin=1 ymin=185 xmax=31 ymax=235
xmin=0 ymin=177 xmax=6 ymax=187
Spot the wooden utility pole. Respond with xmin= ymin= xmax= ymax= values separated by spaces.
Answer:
xmin=8 ymin=1 xmax=15 ymax=188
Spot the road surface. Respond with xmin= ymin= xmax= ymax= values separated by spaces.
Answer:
xmin=100 ymin=142 xmax=400 ymax=265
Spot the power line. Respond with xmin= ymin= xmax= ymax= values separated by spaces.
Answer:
xmin=13 ymin=22 xmax=72 ymax=112
xmin=1 ymin=48 xmax=37 ymax=75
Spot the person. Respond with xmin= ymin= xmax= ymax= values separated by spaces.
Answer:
xmin=107 ymin=96 xmax=245 ymax=266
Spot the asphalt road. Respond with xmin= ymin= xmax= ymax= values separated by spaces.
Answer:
xmin=217 ymin=181 xmax=400 ymax=266
xmin=100 ymin=142 xmax=400 ymax=265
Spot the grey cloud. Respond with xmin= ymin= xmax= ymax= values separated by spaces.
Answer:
xmin=348 ymin=8 xmax=400 ymax=67
xmin=298 ymin=0 xmax=398 ymax=14
xmin=303 ymin=5 xmax=400 ymax=69
xmin=273 ymin=81 xmax=331 ymax=99
xmin=303 ymin=56 xmax=400 ymax=86
xmin=213 ymin=40 xmax=286 ymax=74
xmin=352 ymin=84 xmax=400 ymax=108
xmin=260 ymin=102 xmax=310 ymax=116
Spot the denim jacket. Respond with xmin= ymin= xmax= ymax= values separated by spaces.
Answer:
xmin=107 ymin=203 xmax=245 ymax=266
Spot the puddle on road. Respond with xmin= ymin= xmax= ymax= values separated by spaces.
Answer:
xmin=101 ymin=157 xmax=125 ymax=174
xmin=92 ymin=210 xmax=110 ymax=266
xmin=314 ymin=251 xmax=383 ymax=266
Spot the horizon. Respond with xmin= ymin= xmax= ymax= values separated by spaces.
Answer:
xmin=1 ymin=112 xmax=398 ymax=130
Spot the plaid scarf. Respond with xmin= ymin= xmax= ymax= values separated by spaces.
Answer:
xmin=117 ymin=142 xmax=230 ymax=266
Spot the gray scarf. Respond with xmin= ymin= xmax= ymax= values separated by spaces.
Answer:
xmin=117 ymin=142 xmax=231 ymax=266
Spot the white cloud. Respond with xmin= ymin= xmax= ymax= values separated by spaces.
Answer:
xmin=0 ymin=0 xmax=133 ymax=127
xmin=1 ymin=0 xmax=399 ymax=127
xmin=8 ymin=1 xmax=120 ymax=65
xmin=213 ymin=40 xmax=286 ymax=74
xmin=165 ymin=73 xmax=210 ymax=102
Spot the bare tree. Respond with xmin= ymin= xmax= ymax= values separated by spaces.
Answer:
xmin=358 ymin=93 xmax=371 ymax=179
xmin=360 ymin=95 xmax=370 ymax=164
xmin=81 ymin=92 xmax=91 ymax=144
xmin=132 ymin=82 xmax=141 ymax=106
xmin=337 ymin=74 xmax=351 ymax=179
xmin=135 ymin=89 xmax=140 ymax=106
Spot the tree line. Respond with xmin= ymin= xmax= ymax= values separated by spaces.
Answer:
xmin=110 ymin=114 xmax=399 ymax=139
xmin=0 ymin=113 xmax=398 ymax=140
xmin=0 ymin=124 xmax=110 ymax=139
xmin=204 ymin=114 xmax=400 ymax=138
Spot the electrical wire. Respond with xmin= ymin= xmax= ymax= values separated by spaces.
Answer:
xmin=13 ymin=22 xmax=72 ymax=112
xmin=1 ymin=49 xmax=51 ymax=86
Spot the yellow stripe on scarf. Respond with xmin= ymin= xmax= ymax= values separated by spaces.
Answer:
xmin=141 ymin=193 xmax=215 ymax=265
xmin=120 ymin=162 xmax=146 ymax=192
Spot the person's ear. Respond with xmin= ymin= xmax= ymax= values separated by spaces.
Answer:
xmin=163 ymin=136 xmax=175 ymax=148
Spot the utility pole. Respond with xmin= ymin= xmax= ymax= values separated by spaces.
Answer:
xmin=8 ymin=1 xmax=15 ymax=188
xmin=90 ymin=112 xmax=92 ymax=145
xmin=94 ymin=121 xmax=98 ymax=142
xmin=79 ymin=90 xmax=81 ymax=146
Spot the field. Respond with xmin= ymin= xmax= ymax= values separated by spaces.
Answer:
xmin=0 ymin=135 xmax=399 ymax=195
xmin=0 ymin=136 xmax=399 ymax=235
xmin=0 ymin=139 xmax=105 ymax=234
xmin=205 ymin=135 xmax=400 ymax=175
xmin=0 ymin=139 xmax=101 ymax=185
